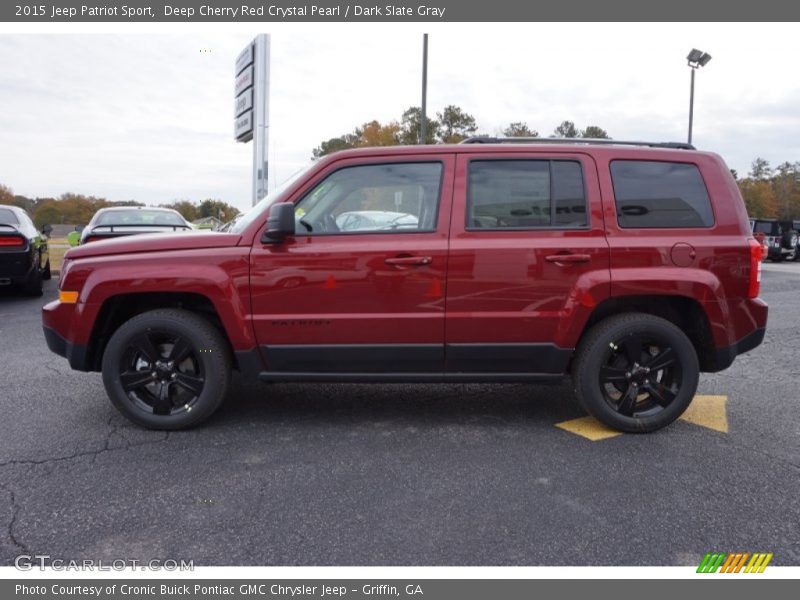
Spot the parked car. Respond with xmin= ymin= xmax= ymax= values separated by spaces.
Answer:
xmin=43 ymin=139 xmax=767 ymax=432
xmin=80 ymin=207 xmax=193 ymax=244
xmin=779 ymin=220 xmax=800 ymax=261
xmin=750 ymin=218 xmax=798 ymax=261
xmin=0 ymin=205 xmax=51 ymax=296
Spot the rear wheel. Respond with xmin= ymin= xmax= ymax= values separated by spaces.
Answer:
xmin=572 ymin=313 xmax=699 ymax=433
xmin=24 ymin=262 xmax=43 ymax=296
xmin=102 ymin=309 xmax=231 ymax=430
xmin=42 ymin=259 xmax=51 ymax=280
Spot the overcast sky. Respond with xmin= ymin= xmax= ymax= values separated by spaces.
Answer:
xmin=0 ymin=23 xmax=798 ymax=213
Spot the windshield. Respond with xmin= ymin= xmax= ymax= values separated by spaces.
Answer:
xmin=230 ymin=162 xmax=315 ymax=234
xmin=95 ymin=209 xmax=187 ymax=227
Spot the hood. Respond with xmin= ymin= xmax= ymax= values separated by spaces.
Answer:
xmin=66 ymin=231 xmax=242 ymax=259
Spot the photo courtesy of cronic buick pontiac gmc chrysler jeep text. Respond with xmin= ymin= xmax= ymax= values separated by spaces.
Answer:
xmin=42 ymin=139 xmax=768 ymax=432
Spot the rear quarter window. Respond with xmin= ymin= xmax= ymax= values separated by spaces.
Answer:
xmin=610 ymin=160 xmax=714 ymax=228
xmin=0 ymin=207 xmax=20 ymax=225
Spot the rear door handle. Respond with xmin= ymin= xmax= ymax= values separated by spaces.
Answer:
xmin=545 ymin=253 xmax=591 ymax=264
xmin=385 ymin=256 xmax=432 ymax=266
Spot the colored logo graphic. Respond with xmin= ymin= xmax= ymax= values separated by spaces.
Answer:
xmin=697 ymin=552 xmax=773 ymax=573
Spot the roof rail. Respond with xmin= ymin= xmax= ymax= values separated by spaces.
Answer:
xmin=459 ymin=137 xmax=696 ymax=150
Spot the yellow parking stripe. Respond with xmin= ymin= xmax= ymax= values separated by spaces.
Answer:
xmin=556 ymin=395 xmax=728 ymax=441
xmin=554 ymin=416 xmax=622 ymax=441
xmin=680 ymin=395 xmax=728 ymax=433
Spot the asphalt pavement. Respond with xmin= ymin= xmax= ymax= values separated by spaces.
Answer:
xmin=1 ymin=266 xmax=798 ymax=566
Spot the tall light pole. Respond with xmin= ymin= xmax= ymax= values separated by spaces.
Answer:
xmin=420 ymin=34 xmax=428 ymax=145
xmin=686 ymin=48 xmax=711 ymax=146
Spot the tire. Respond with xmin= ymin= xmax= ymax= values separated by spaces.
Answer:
xmin=572 ymin=313 xmax=699 ymax=433
xmin=42 ymin=259 xmax=51 ymax=280
xmin=24 ymin=263 xmax=43 ymax=296
xmin=102 ymin=309 xmax=232 ymax=430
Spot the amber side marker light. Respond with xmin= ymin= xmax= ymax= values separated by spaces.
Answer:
xmin=59 ymin=291 xmax=79 ymax=304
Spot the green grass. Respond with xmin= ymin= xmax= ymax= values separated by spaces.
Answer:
xmin=48 ymin=237 xmax=70 ymax=273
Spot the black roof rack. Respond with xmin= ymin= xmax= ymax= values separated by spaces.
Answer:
xmin=460 ymin=137 xmax=696 ymax=150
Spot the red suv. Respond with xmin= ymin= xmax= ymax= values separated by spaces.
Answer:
xmin=42 ymin=139 xmax=767 ymax=432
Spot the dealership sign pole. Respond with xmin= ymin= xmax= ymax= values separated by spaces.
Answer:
xmin=234 ymin=34 xmax=270 ymax=206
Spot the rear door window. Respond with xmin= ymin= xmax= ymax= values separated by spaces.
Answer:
xmin=466 ymin=159 xmax=587 ymax=229
xmin=610 ymin=160 xmax=714 ymax=228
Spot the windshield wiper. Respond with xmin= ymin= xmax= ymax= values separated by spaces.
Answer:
xmin=299 ymin=219 xmax=313 ymax=232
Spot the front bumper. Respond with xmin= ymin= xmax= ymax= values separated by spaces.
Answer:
xmin=43 ymin=326 xmax=91 ymax=371
xmin=42 ymin=298 xmax=95 ymax=371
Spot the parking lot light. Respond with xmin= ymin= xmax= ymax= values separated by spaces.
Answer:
xmin=687 ymin=48 xmax=712 ymax=145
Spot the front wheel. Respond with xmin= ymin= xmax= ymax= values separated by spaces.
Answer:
xmin=102 ymin=309 xmax=232 ymax=429
xmin=572 ymin=313 xmax=699 ymax=433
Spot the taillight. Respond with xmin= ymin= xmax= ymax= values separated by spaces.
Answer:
xmin=748 ymin=238 xmax=762 ymax=298
xmin=0 ymin=235 xmax=25 ymax=247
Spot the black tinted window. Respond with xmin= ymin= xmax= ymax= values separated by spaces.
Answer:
xmin=610 ymin=161 xmax=713 ymax=228
xmin=752 ymin=221 xmax=778 ymax=235
xmin=467 ymin=160 xmax=587 ymax=229
xmin=0 ymin=208 xmax=20 ymax=225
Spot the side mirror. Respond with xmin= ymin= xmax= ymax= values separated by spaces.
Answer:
xmin=261 ymin=202 xmax=296 ymax=244
xmin=42 ymin=224 xmax=53 ymax=236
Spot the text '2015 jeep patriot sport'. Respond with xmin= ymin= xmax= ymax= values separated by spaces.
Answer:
xmin=43 ymin=139 xmax=768 ymax=432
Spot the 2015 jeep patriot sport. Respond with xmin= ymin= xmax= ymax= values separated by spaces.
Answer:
xmin=42 ymin=139 xmax=768 ymax=432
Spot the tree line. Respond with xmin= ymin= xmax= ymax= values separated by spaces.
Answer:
xmin=0 ymin=184 xmax=240 ymax=230
xmin=312 ymin=105 xmax=797 ymax=221
xmin=311 ymin=104 xmax=610 ymax=158
xmin=736 ymin=158 xmax=800 ymax=220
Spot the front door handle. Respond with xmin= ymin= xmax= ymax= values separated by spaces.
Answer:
xmin=385 ymin=256 xmax=432 ymax=267
xmin=545 ymin=253 xmax=591 ymax=264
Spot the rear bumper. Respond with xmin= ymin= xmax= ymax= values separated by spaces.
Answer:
xmin=0 ymin=248 xmax=35 ymax=281
xmin=767 ymin=246 xmax=791 ymax=259
xmin=43 ymin=326 xmax=91 ymax=371
xmin=714 ymin=327 xmax=766 ymax=372
xmin=710 ymin=297 xmax=767 ymax=372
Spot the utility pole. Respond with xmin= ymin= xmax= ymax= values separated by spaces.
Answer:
xmin=420 ymin=34 xmax=428 ymax=145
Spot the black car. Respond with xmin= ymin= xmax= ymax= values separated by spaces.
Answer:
xmin=751 ymin=218 xmax=798 ymax=262
xmin=0 ymin=205 xmax=51 ymax=296
xmin=80 ymin=206 xmax=193 ymax=244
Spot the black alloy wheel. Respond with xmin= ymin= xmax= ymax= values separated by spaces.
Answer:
xmin=573 ymin=313 xmax=699 ymax=432
xmin=118 ymin=329 xmax=206 ymax=417
xmin=102 ymin=309 xmax=231 ymax=429
xmin=598 ymin=333 xmax=683 ymax=419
